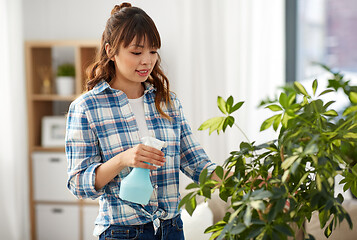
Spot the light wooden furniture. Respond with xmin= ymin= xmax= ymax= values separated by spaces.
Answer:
xmin=25 ymin=40 xmax=100 ymax=240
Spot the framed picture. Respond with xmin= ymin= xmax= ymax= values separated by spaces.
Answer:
xmin=41 ymin=116 xmax=67 ymax=147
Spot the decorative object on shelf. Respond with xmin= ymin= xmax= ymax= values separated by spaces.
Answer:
xmin=56 ymin=63 xmax=75 ymax=96
xmin=41 ymin=116 xmax=67 ymax=147
xmin=37 ymin=66 xmax=52 ymax=94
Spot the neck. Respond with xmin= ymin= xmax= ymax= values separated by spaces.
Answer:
xmin=110 ymin=79 xmax=144 ymax=99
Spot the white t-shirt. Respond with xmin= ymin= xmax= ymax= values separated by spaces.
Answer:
xmin=128 ymin=95 xmax=150 ymax=138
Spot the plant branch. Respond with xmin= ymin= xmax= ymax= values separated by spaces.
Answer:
xmin=234 ymin=123 xmax=250 ymax=143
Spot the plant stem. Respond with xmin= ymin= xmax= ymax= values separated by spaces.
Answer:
xmin=234 ymin=123 xmax=250 ymax=143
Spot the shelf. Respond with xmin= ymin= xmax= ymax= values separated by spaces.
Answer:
xmin=32 ymin=94 xmax=77 ymax=101
xmin=35 ymin=200 xmax=80 ymax=205
xmin=35 ymin=200 xmax=99 ymax=206
xmin=26 ymin=40 xmax=99 ymax=240
xmin=32 ymin=146 xmax=65 ymax=152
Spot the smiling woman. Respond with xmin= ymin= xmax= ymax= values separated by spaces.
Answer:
xmin=0 ymin=0 xmax=28 ymax=240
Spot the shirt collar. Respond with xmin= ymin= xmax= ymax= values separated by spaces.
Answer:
xmin=92 ymin=79 xmax=156 ymax=95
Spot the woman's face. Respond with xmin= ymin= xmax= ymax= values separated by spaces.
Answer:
xmin=111 ymin=38 xmax=158 ymax=86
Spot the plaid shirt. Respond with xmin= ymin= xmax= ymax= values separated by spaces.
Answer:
xmin=65 ymin=80 xmax=216 ymax=236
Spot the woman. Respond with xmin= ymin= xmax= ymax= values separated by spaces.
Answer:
xmin=66 ymin=3 xmax=217 ymax=239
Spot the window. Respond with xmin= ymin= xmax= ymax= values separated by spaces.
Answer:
xmin=288 ymin=0 xmax=357 ymax=82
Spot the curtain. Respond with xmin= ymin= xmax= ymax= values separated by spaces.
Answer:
xmin=173 ymin=0 xmax=285 ymax=163
xmin=172 ymin=0 xmax=285 ymax=189
xmin=0 ymin=0 xmax=29 ymax=239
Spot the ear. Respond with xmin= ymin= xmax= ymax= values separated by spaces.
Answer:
xmin=105 ymin=43 xmax=115 ymax=61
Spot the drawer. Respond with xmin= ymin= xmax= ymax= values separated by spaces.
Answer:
xmin=36 ymin=204 xmax=79 ymax=240
xmin=32 ymin=152 xmax=76 ymax=201
xmin=83 ymin=205 xmax=99 ymax=240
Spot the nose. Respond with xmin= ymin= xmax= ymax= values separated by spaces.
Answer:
xmin=140 ymin=52 xmax=152 ymax=66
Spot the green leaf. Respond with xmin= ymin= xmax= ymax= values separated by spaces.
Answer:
xmin=230 ymin=101 xmax=244 ymax=113
xmin=251 ymin=189 xmax=273 ymax=199
xmin=279 ymin=92 xmax=289 ymax=109
xmin=214 ymin=166 xmax=224 ymax=180
xmin=274 ymin=224 xmax=293 ymax=236
xmin=348 ymin=123 xmax=357 ymax=131
xmin=217 ymin=96 xmax=227 ymax=115
xmin=266 ymin=104 xmax=282 ymax=112
xmin=281 ymin=113 xmax=293 ymax=128
xmin=318 ymin=89 xmax=335 ymax=97
xmin=323 ymin=110 xmax=338 ymax=116
xmin=209 ymin=230 xmax=223 ymax=240
xmin=178 ymin=192 xmax=194 ymax=210
xmin=199 ymin=168 xmax=208 ymax=185
xmin=230 ymin=223 xmax=246 ymax=235
xmin=294 ymin=82 xmax=309 ymax=96
xmin=185 ymin=183 xmax=199 ymax=190
xmin=244 ymin=206 xmax=252 ymax=226
xmin=260 ymin=115 xmax=278 ymax=131
xmin=201 ymin=185 xmax=212 ymax=198
xmin=282 ymin=170 xmax=290 ymax=182
xmin=205 ymin=222 xmax=225 ymax=234
xmin=273 ymin=114 xmax=282 ymax=131
xmin=185 ymin=195 xmax=197 ymax=216
xmin=343 ymin=105 xmax=357 ymax=116
xmin=288 ymin=93 xmax=296 ymax=105
xmin=226 ymin=96 xmax=233 ymax=113
xmin=344 ymin=132 xmax=357 ymax=139
xmin=282 ymin=155 xmax=299 ymax=170
xmin=312 ymin=79 xmax=318 ymax=95
xmin=250 ymin=200 xmax=265 ymax=210
xmin=349 ymin=92 xmax=357 ymax=104
xmin=304 ymin=142 xmax=318 ymax=155
xmin=198 ymin=117 xmax=226 ymax=135
xmin=316 ymin=174 xmax=322 ymax=191
xmin=223 ymin=116 xmax=235 ymax=132
xmin=324 ymin=100 xmax=336 ymax=109
xmin=293 ymin=173 xmax=309 ymax=193
xmin=324 ymin=220 xmax=334 ymax=238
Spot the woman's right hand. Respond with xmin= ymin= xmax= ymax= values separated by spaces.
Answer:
xmin=95 ymin=144 xmax=166 ymax=190
xmin=117 ymin=144 xmax=166 ymax=170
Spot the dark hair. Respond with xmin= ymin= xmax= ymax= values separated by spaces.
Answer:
xmin=87 ymin=2 xmax=172 ymax=119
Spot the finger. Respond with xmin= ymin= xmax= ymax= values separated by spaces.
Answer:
xmin=139 ymin=144 xmax=165 ymax=157
xmin=138 ymin=146 xmax=165 ymax=163
xmin=133 ymin=161 xmax=157 ymax=170
xmin=136 ymin=154 xmax=166 ymax=167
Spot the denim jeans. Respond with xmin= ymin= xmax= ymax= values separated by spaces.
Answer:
xmin=99 ymin=214 xmax=185 ymax=240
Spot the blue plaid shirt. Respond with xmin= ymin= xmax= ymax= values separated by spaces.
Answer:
xmin=65 ymin=80 xmax=216 ymax=236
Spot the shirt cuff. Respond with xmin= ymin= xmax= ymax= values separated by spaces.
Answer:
xmin=83 ymin=162 xmax=106 ymax=199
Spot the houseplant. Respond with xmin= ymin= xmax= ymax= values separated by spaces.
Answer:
xmin=179 ymin=67 xmax=357 ymax=239
xmin=56 ymin=63 xmax=75 ymax=96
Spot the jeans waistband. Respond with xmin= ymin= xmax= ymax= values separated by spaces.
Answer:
xmin=141 ymin=214 xmax=180 ymax=228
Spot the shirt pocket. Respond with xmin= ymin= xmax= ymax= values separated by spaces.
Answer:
xmin=160 ymin=127 xmax=179 ymax=158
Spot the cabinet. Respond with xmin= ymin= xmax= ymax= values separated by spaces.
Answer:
xmin=25 ymin=41 xmax=99 ymax=240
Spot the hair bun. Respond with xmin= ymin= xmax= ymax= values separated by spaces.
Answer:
xmin=111 ymin=2 xmax=132 ymax=15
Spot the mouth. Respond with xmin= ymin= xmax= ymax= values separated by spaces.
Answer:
xmin=136 ymin=69 xmax=150 ymax=77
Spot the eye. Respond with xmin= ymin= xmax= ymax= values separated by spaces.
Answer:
xmin=151 ymin=51 xmax=158 ymax=54
xmin=131 ymin=52 xmax=141 ymax=55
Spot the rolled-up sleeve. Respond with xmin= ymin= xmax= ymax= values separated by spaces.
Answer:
xmin=65 ymin=101 xmax=105 ymax=199
xmin=176 ymin=99 xmax=217 ymax=183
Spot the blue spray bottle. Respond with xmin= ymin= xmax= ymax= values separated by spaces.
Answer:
xmin=119 ymin=137 xmax=166 ymax=205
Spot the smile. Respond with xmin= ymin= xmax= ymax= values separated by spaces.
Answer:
xmin=136 ymin=69 xmax=150 ymax=77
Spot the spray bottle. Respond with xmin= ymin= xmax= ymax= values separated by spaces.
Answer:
xmin=119 ymin=136 xmax=166 ymax=205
